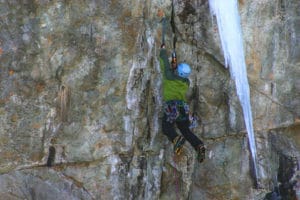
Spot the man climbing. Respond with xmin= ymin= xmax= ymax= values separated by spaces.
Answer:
xmin=159 ymin=20 xmax=205 ymax=162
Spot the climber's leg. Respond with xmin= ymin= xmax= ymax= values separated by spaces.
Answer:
xmin=177 ymin=120 xmax=205 ymax=162
xmin=176 ymin=120 xmax=203 ymax=148
xmin=162 ymin=115 xmax=178 ymax=142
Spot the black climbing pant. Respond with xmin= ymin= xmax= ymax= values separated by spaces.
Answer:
xmin=162 ymin=115 xmax=203 ymax=149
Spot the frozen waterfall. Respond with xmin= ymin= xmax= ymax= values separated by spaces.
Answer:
xmin=208 ymin=0 xmax=259 ymax=185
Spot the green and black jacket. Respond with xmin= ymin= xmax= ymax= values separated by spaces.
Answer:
xmin=159 ymin=49 xmax=189 ymax=102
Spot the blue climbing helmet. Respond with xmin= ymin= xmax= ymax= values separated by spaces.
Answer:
xmin=177 ymin=63 xmax=191 ymax=78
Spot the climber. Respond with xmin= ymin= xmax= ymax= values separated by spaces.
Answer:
xmin=159 ymin=42 xmax=205 ymax=163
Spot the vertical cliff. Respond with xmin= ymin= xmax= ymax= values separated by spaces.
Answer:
xmin=0 ymin=0 xmax=299 ymax=199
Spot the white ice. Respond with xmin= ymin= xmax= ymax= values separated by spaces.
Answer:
xmin=209 ymin=0 xmax=258 ymax=182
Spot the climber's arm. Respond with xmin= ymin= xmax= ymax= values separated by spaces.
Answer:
xmin=160 ymin=49 xmax=175 ymax=80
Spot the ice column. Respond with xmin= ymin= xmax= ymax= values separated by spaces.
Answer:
xmin=208 ymin=0 xmax=258 ymax=184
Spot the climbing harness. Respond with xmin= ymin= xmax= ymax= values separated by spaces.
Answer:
xmin=163 ymin=100 xmax=189 ymax=123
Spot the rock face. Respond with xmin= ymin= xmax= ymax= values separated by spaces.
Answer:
xmin=0 ymin=0 xmax=299 ymax=199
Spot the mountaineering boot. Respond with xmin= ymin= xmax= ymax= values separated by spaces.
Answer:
xmin=196 ymin=144 xmax=205 ymax=163
xmin=173 ymin=136 xmax=186 ymax=155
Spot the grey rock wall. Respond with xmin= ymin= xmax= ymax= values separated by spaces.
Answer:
xmin=0 ymin=0 xmax=299 ymax=199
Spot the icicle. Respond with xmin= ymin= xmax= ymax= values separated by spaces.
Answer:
xmin=208 ymin=0 xmax=259 ymax=186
